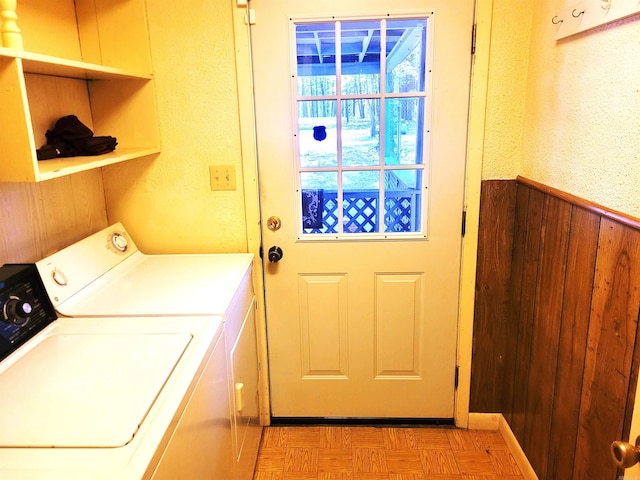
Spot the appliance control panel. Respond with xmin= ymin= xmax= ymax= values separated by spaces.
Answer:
xmin=0 ymin=264 xmax=57 ymax=362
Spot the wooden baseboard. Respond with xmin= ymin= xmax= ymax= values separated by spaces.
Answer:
xmin=497 ymin=415 xmax=539 ymax=480
xmin=468 ymin=412 xmax=501 ymax=430
xmin=468 ymin=413 xmax=539 ymax=480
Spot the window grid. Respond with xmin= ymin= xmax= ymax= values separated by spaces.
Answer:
xmin=293 ymin=16 xmax=430 ymax=239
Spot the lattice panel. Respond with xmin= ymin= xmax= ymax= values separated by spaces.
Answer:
xmin=344 ymin=195 xmax=378 ymax=233
xmin=304 ymin=192 xmax=338 ymax=234
xmin=384 ymin=196 xmax=413 ymax=232
xmin=303 ymin=191 xmax=420 ymax=234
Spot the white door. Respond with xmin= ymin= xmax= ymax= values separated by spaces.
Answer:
xmin=251 ymin=0 xmax=474 ymax=418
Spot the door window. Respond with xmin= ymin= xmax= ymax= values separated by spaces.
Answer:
xmin=294 ymin=17 xmax=431 ymax=239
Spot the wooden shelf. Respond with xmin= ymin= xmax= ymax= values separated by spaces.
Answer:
xmin=37 ymin=148 xmax=160 ymax=181
xmin=0 ymin=0 xmax=159 ymax=183
xmin=0 ymin=48 xmax=153 ymax=80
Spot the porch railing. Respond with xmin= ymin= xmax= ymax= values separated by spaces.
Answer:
xmin=303 ymin=189 xmax=421 ymax=234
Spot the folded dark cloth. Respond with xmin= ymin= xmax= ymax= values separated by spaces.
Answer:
xmin=36 ymin=115 xmax=117 ymax=160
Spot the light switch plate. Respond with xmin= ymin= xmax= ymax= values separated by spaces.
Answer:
xmin=210 ymin=165 xmax=236 ymax=191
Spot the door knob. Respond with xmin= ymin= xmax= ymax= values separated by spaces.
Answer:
xmin=611 ymin=436 xmax=640 ymax=468
xmin=268 ymin=246 xmax=283 ymax=263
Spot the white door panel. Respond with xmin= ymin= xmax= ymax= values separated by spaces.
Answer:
xmin=252 ymin=0 xmax=473 ymax=418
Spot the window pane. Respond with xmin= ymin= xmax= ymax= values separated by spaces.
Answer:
xmin=383 ymin=98 xmax=424 ymax=166
xmin=301 ymin=171 xmax=338 ymax=234
xmin=384 ymin=169 xmax=422 ymax=232
xmin=294 ymin=17 xmax=430 ymax=239
xmin=385 ymin=19 xmax=427 ymax=94
xmin=341 ymin=99 xmax=380 ymax=167
xmin=298 ymin=100 xmax=338 ymax=168
xmin=343 ymin=170 xmax=379 ymax=234
xmin=341 ymin=20 xmax=380 ymax=95
xmin=296 ymin=23 xmax=336 ymax=96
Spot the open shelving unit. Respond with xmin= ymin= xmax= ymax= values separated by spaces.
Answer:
xmin=0 ymin=0 xmax=159 ymax=182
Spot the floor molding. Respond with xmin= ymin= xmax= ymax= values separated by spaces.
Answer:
xmin=468 ymin=413 xmax=539 ymax=480
xmin=468 ymin=412 xmax=501 ymax=430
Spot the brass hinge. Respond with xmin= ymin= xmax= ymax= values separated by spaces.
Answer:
xmin=454 ymin=365 xmax=460 ymax=389
xmin=471 ymin=24 xmax=477 ymax=55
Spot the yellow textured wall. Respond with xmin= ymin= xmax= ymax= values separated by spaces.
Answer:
xmin=480 ymin=0 xmax=533 ymax=179
xmin=102 ymin=0 xmax=248 ymax=253
xmin=100 ymin=0 xmax=640 ymax=242
xmin=482 ymin=0 xmax=640 ymax=218
xmin=521 ymin=2 xmax=640 ymax=218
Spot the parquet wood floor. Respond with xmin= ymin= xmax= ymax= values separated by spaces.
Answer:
xmin=252 ymin=426 xmax=525 ymax=480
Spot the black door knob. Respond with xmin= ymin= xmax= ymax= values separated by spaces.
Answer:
xmin=268 ymin=246 xmax=284 ymax=263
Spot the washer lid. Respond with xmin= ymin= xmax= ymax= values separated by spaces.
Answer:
xmin=0 ymin=332 xmax=191 ymax=448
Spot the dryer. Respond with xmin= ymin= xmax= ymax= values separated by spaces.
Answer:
xmin=34 ymin=224 xmax=261 ymax=480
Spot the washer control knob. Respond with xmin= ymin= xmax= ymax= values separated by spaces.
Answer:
xmin=110 ymin=232 xmax=129 ymax=253
xmin=4 ymin=297 xmax=32 ymax=327
xmin=52 ymin=268 xmax=68 ymax=286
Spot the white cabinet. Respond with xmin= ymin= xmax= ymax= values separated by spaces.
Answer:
xmin=0 ymin=0 xmax=159 ymax=182
xmin=226 ymin=272 xmax=262 ymax=480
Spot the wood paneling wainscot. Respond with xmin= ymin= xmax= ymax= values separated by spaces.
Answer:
xmin=0 ymin=170 xmax=108 ymax=264
xmin=471 ymin=177 xmax=640 ymax=480
xmin=469 ymin=180 xmax=517 ymax=413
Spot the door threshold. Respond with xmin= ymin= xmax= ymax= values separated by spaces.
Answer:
xmin=270 ymin=417 xmax=455 ymax=427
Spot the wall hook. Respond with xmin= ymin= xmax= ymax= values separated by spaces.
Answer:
xmin=552 ymin=15 xmax=563 ymax=24
xmin=572 ymin=9 xmax=585 ymax=17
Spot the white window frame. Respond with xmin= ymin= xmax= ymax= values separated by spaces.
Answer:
xmin=290 ymin=14 xmax=435 ymax=241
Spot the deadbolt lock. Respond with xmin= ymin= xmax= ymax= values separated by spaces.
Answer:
xmin=267 ymin=216 xmax=282 ymax=232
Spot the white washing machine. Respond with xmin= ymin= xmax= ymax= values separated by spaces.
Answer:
xmin=0 ymin=264 xmax=231 ymax=480
xmin=34 ymin=224 xmax=261 ymax=480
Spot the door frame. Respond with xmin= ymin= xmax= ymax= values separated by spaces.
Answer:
xmin=232 ymin=0 xmax=494 ymax=428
